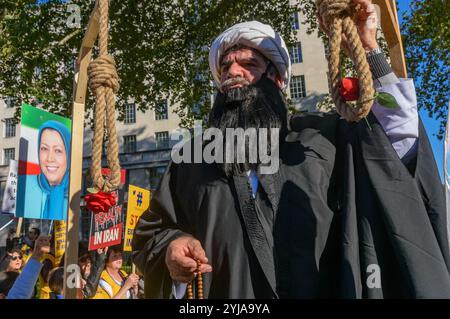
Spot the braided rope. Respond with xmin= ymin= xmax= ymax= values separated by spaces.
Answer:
xmin=88 ymin=0 xmax=121 ymax=192
xmin=317 ymin=0 xmax=375 ymax=122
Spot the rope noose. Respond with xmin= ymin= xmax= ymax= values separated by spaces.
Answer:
xmin=88 ymin=0 xmax=121 ymax=192
xmin=317 ymin=0 xmax=375 ymax=122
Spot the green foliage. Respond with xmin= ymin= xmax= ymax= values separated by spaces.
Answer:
xmin=0 ymin=0 xmax=299 ymax=127
xmin=401 ymin=0 xmax=449 ymax=139
xmin=2 ymin=0 xmax=446 ymax=136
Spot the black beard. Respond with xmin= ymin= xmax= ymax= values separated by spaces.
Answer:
xmin=208 ymin=75 xmax=288 ymax=177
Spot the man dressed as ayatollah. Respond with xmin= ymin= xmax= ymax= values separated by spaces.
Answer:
xmin=133 ymin=0 xmax=450 ymax=298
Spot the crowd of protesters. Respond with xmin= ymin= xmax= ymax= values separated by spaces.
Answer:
xmin=0 ymin=226 xmax=142 ymax=299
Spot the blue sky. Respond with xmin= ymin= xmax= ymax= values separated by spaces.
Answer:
xmin=397 ymin=0 xmax=445 ymax=180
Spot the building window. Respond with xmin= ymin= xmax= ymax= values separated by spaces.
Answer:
xmin=155 ymin=100 xmax=168 ymax=120
xmin=124 ymin=103 xmax=136 ymax=124
xmin=80 ymin=208 xmax=91 ymax=242
xmin=4 ymin=97 xmax=16 ymax=108
xmin=3 ymin=148 xmax=15 ymax=165
xmin=4 ymin=118 xmax=16 ymax=138
xmin=290 ymin=75 xmax=306 ymax=100
xmin=149 ymin=166 xmax=167 ymax=190
xmin=155 ymin=131 xmax=169 ymax=149
xmin=123 ymin=135 xmax=137 ymax=153
xmin=291 ymin=12 xmax=300 ymax=30
xmin=289 ymin=42 xmax=303 ymax=64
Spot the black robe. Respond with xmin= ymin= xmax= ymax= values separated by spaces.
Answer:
xmin=132 ymin=111 xmax=450 ymax=298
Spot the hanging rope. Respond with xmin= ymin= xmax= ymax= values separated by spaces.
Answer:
xmin=88 ymin=0 xmax=121 ymax=192
xmin=317 ymin=0 xmax=375 ymax=122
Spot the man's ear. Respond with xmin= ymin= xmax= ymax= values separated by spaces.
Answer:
xmin=266 ymin=72 xmax=284 ymax=89
xmin=274 ymin=74 xmax=283 ymax=89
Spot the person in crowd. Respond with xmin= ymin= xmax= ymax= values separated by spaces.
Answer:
xmin=7 ymin=235 xmax=51 ymax=299
xmin=0 ymin=249 xmax=23 ymax=272
xmin=80 ymin=247 xmax=108 ymax=299
xmin=36 ymin=254 xmax=56 ymax=299
xmin=6 ymin=228 xmax=20 ymax=252
xmin=79 ymin=253 xmax=92 ymax=281
xmin=48 ymin=267 xmax=65 ymax=299
xmin=21 ymin=227 xmax=40 ymax=264
xmin=0 ymin=271 xmax=19 ymax=299
xmin=93 ymin=245 xmax=139 ymax=299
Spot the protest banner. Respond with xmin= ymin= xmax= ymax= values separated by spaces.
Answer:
xmin=54 ymin=220 xmax=66 ymax=265
xmin=88 ymin=198 xmax=123 ymax=250
xmin=124 ymin=185 xmax=150 ymax=252
xmin=2 ymin=159 xmax=18 ymax=215
xmin=87 ymin=169 xmax=126 ymax=251
xmin=16 ymin=104 xmax=72 ymax=221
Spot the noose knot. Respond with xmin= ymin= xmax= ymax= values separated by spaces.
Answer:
xmin=88 ymin=55 xmax=120 ymax=94
xmin=316 ymin=0 xmax=375 ymax=122
xmin=317 ymin=0 xmax=355 ymax=27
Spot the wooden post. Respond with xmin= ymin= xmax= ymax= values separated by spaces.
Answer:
xmin=373 ymin=0 xmax=408 ymax=78
xmin=63 ymin=1 xmax=100 ymax=299
xmin=15 ymin=217 xmax=23 ymax=238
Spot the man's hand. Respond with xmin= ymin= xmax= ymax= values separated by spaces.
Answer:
xmin=352 ymin=0 xmax=379 ymax=51
xmin=165 ymin=236 xmax=213 ymax=283
xmin=80 ymin=278 xmax=87 ymax=290
xmin=318 ymin=0 xmax=379 ymax=52
xmin=31 ymin=235 xmax=51 ymax=261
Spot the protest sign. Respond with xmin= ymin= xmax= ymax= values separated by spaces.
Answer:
xmin=87 ymin=169 xmax=126 ymax=251
xmin=16 ymin=104 xmax=72 ymax=221
xmin=124 ymin=185 xmax=150 ymax=251
xmin=88 ymin=198 xmax=123 ymax=250
xmin=2 ymin=160 xmax=18 ymax=215
xmin=54 ymin=220 xmax=66 ymax=265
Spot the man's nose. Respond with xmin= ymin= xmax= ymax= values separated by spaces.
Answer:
xmin=227 ymin=62 xmax=244 ymax=78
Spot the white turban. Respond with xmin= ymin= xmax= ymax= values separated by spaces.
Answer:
xmin=209 ymin=21 xmax=292 ymax=90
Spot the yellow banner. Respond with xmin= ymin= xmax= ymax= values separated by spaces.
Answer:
xmin=124 ymin=185 xmax=150 ymax=252
xmin=54 ymin=220 xmax=66 ymax=266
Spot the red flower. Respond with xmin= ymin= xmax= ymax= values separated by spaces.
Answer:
xmin=340 ymin=77 xmax=360 ymax=102
xmin=85 ymin=191 xmax=117 ymax=214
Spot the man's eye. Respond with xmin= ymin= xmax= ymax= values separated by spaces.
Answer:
xmin=246 ymin=62 xmax=259 ymax=68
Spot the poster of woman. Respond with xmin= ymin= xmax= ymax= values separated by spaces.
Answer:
xmin=16 ymin=104 xmax=72 ymax=221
